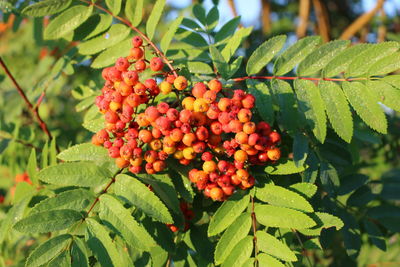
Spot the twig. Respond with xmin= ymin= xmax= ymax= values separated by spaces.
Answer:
xmin=312 ymin=0 xmax=330 ymax=42
xmin=340 ymin=0 xmax=385 ymax=40
xmin=231 ymin=75 xmax=374 ymax=82
xmin=79 ymin=0 xmax=178 ymax=77
xmin=291 ymin=229 xmax=313 ymax=267
xmin=261 ymin=0 xmax=271 ymax=34
xmin=0 ymin=57 xmax=53 ymax=140
xmin=377 ymin=9 xmax=387 ymax=43
xmin=296 ymin=0 xmax=310 ymax=38
xmin=251 ymin=196 xmax=259 ymax=265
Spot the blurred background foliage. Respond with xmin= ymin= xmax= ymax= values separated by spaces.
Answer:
xmin=1 ymin=0 xmax=400 ymax=266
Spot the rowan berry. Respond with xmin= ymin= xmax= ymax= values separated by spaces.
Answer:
xmin=150 ymin=57 xmax=164 ymax=71
xmin=132 ymin=36 xmax=143 ymax=48
xmin=174 ymin=76 xmax=188 ymax=90
xmin=208 ymin=79 xmax=222 ymax=92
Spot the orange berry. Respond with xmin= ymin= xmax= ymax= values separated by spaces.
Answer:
xmin=236 ymin=169 xmax=250 ymax=181
xmin=130 ymin=157 xmax=143 ymax=167
xmin=267 ymin=148 xmax=281 ymax=161
xmin=210 ymin=187 xmax=224 ymax=201
xmin=192 ymin=82 xmax=207 ymax=98
xmin=234 ymin=150 xmax=248 ymax=163
xmin=203 ymin=90 xmax=217 ymax=103
xmin=182 ymin=133 xmax=196 ymax=146
xmin=153 ymin=160 xmax=166 ymax=172
xmin=237 ymin=108 xmax=252 ymax=123
xmin=208 ymin=79 xmax=222 ymax=92
xmin=163 ymin=145 xmax=176 ymax=155
xmin=217 ymin=98 xmax=231 ymax=112
xmin=160 ymin=81 xmax=173 ymax=94
xmin=193 ymin=98 xmax=209 ymax=112
xmin=235 ymin=132 xmax=248 ymax=144
xmin=243 ymin=122 xmax=256 ymax=134
xmin=173 ymin=150 xmax=184 ymax=160
xmin=174 ymin=76 xmax=188 ymax=90
xmin=139 ymin=129 xmax=153 ymax=143
xmin=183 ymin=147 xmax=196 ymax=160
xmin=150 ymin=139 xmax=162 ymax=150
xmin=203 ymin=161 xmax=217 ymax=173
xmin=109 ymin=101 xmax=121 ymax=112
xmin=115 ymin=157 xmax=129 ymax=168
xmin=182 ymin=97 xmax=195 ymax=111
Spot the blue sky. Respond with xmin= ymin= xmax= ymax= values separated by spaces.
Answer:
xmin=167 ymin=0 xmax=400 ymax=30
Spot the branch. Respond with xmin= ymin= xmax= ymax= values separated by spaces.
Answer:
xmin=312 ymin=0 xmax=330 ymax=42
xmin=251 ymin=196 xmax=259 ymax=264
xmin=340 ymin=0 xmax=385 ymax=40
xmin=0 ymin=57 xmax=53 ymax=140
xmin=231 ymin=76 xmax=372 ymax=82
xmin=261 ymin=0 xmax=271 ymax=34
xmin=79 ymin=0 xmax=178 ymax=77
xmin=377 ymin=9 xmax=387 ymax=43
xmin=296 ymin=0 xmax=310 ymax=38
xmin=291 ymin=229 xmax=313 ymax=267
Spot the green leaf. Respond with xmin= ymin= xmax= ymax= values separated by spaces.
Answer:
xmin=208 ymin=193 xmax=250 ymax=236
xmin=105 ymin=0 xmax=121 ymax=15
xmin=289 ymin=183 xmax=317 ymax=198
xmin=346 ymin=42 xmax=399 ymax=77
xmin=206 ymin=6 xmax=219 ymax=31
xmin=215 ymin=17 xmax=241 ymax=43
xmin=14 ymin=182 xmax=35 ymax=204
xmin=38 ymin=162 xmax=111 ymax=187
xmin=71 ymin=238 xmax=89 ymax=267
xmin=257 ymin=231 xmax=297 ymax=262
xmin=86 ymin=218 xmax=123 ymax=267
xmin=187 ymin=61 xmax=214 ymax=74
xmin=42 ymin=140 xmax=49 ymax=168
xmin=246 ymin=35 xmax=286 ymax=75
xmin=50 ymin=138 xmax=57 ymax=166
xmin=115 ymin=174 xmax=173 ymax=223
xmin=221 ymin=236 xmax=253 ymax=267
xmin=146 ymin=0 xmax=166 ymax=40
xmin=246 ymin=79 xmax=274 ymax=124
xmin=25 ymin=234 xmax=72 ymax=267
xmin=74 ymin=14 xmax=113 ymax=41
xmin=256 ymin=184 xmax=313 ymax=212
xmin=14 ymin=209 xmax=82 ymax=234
xmin=99 ymin=194 xmax=155 ymax=251
xmin=160 ymin=16 xmax=184 ymax=53
xmin=44 ymin=5 xmax=93 ymax=40
xmin=26 ymin=148 xmax=38 ymax=184
xmin=342 ymin=81 xmax=387 ymax=134
xmin=367 ymin=80 xmax=400 ymax=112
xmin=319 ymin=80 xmax=353 ymax=143
xmin=363 ymin=220 xmax=386 ymax=251
xmin=265 ymin=158 xmax=306 ymax=175
xmin=323 ymin=44 xmax=370 ymax=77
xmin=257 ymin=253 xmax=285 ymax=267
xmin=299 ymin=212 xmax=344 ymax=236
xmin=382 ymin=74 xmax=400 ymax=89
xmin=57 ymin=143 xmax=110 ymax=162
xmin=255 ymin=204 xmax=316 ymax=229
xmin=91 ymin=38 xmax=132 ymax=68
xmin=228 ymin=56 xmax=243 ymax=77
xmin=320 ymin=161 xmax=340 ymax=195
xmin=125 ymin=0 xmax=143 ymax=27
xmin=297 ymin=40 xmax=349 ymax=76
xmin=295 ymin=79 xmax=327 ymax=143
xmin=22 ymin=0 xmax=71 ymax=17
xmin=192 ymin=4 xmax=206 ymax=25
xmin=30 ymin=189 xmax=94 ymax=214
xmin=47 ymin=250 xmax=70 ymax=267
xmin=221 ymin=27 xmax=252 ymax=61
xmin=271 ymin=79 xmax=299 ymax=132
xmin=273 ymin=36 xmax=321 ymax=76
xmin=0 ymin=197 xmax=31 ymax=244
xmin=168 ymin=167 xmax=194 ymax=203
xmin=210 ymin=46 xmax=229 ymax=79
xmin=368 ymin=52 xmax=400 ymax=76
xmin=78 ymin=24 xmax=130 ymax=55
xmin=214 ymin=213 xmax=252 ymax=265
xmin=293 ymin=133 xmax=308 ymax=167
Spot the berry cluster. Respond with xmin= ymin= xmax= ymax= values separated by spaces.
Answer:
xmin=92 ymin=36 xmax=281 ymax=201
xmin=167 ymin=202 xmax=194 ymax=232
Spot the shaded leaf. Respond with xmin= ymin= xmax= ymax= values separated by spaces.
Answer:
xmin=246 ymin=79 xmax=274 ymax=124
xmin=299 ymin=212 xmax=344 ymax=236
xmin=271 ymin=79 xmax=298 ymax=132
xmin=22 ymin=0 xmax=71 ymax=17
xmin=293 ymin=133 xmax=308 ymax=167
xmin=71 ymin=238 xmax=89 ymax=267
xmin=215 ymin=17 xmax=241 ymax=43
xmin=210 ymin=46 xmax=229 ymax=79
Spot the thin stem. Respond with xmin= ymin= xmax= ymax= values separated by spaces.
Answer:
xmin=231 ymin=76 xmax=374 ymax=82
xmin=79 ymin=0 xmax=178 ymax=77
xmin=292 ymin=229 xmax=313 ymax=267
xmin=251 ymin=196 xmax=259 ymax=265
xmin=0 ymin=57 xmax=53 ymax=140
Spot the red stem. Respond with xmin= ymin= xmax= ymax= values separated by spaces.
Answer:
xmin=79 ymin=0 xmax=178 ymax=78
xmin=232 ymin=76 xmax=370 ymax=82
xmin=86 ymin=177 xmax=116 ymax=215
xmin=0 ymin=57 xmax=53 ymax=140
